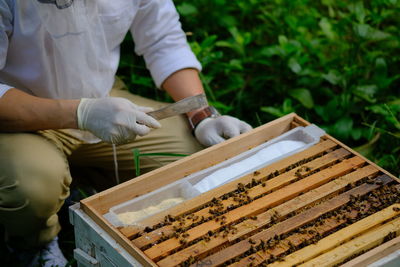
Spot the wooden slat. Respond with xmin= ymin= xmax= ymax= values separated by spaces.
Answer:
xmin=341 ymin=235 xmax=400 ymax=267
xmin=293 ymin=115 xmax=312 ymax=127
xmin=299 ymin=216 xmax=400 ymax=267
xmin=156 ymin=165 xmax=378 ymax=266
xmin=268 ymin=204 xmax=400 ymax=267
xmin=197 ymin=174 xmax=391 ymax=267
xmin=325 ymin=135 xmax=400 ymax=184
xmin=131 ymin=146 xmax=347 ymax=247
xmin=290 ymin=121 xmax=302 ymax=128
xmin=121 ymin=139 xmax=338 ymax=239
xmin=145 ymin=156 xmax=365 ymax=261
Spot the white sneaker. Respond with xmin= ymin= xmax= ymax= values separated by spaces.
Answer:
xmin=7 ymin=236 xmax=67 ymax=267
xmin=38 ymin=236 xmax=68 ymax=267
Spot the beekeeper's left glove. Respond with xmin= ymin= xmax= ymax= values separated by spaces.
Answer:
xmin=194 ymin=115 xmax=252 ymax=147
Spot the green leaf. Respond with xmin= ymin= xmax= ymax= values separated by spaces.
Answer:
xmin=283 ymin=98 xmax=295 ymax=114
xmin=288 ymin=88 xmax=314 ymax=109
xmin=130 ymin=74 xmax=154 ymax=88
xmin=221 ymin=15 xmax=237 ymax=27
xmin=353 ymin=85 xmax=378 ymax=103
xmin=319 ymin=18 xmax=336 ymax=40
xmin=321 ymin=0 xmax=334 ymax=5
xmin=385 ymin=104 xmax=400 ymax=130
xmin=333 ymin=117 xmax=354 ymax=140
xmin=354 ymin=132 xmax=381 ymax=157
xmin=200 ymin=35 xmax=218 ymax=49
xmin=189 ymin=41 xmax=201 ymax=56
xmin=321 ymin=0 xmax=336 ymax=17
xmin=322 ymin=70 xmax=343 ymax=85
xmin=377 ymin=155 xmax=399 ymax=172
xmin=351 ymin=127 xmax=363 ymax=140
xmin=354 ymin=24 xmax=391 ymax=41
xmin=328 ymin=5 xmax=336 ymax=18
xmin=315 ymin=105 xmax=330 ymax=122
xmin=228 ymin=27 xmax=244 ymax=45
xmin=228 ymin=59 xmax=243 ymax=70
xmin=278 ymin=35 xmax=288 ymax=45
xmin=388 ymin=99 xmax=400 ymax=111
xmin=177 ymin=3 xmax=198 ymax=16
xmin=215 ymin=39 xmax=243 ymax=55
xmin=209 ymin=101 xmax=234 ymax=113
xmin=288 ymin=58 xmax=302 ymax=74
xmin=215 ymin=40 xmax=235 ymax=49
xmin=374 ymin=57 xmax=387 ymax=79
xmin=260 ymin=46 xmax=284 ymax=57
xmin=366 ymin=104 xmax=388 ymax=116
xmin=260 ymin=106 xmax=284 ymax=117
xmin=352 ymin=2 xmax=366 ymax=24
xmin=260 ymin=99 xmax=294 ymax=118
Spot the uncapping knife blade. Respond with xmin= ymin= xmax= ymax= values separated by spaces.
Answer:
xmin=147 ymin=93 xmax=208 ymax=120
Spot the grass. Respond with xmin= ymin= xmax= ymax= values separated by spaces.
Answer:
xmin=132 ymin=148 xmax=188 ymax=176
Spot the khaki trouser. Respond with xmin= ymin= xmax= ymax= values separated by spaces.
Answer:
xmin=0 ymin=81 xmax=203 ymax=249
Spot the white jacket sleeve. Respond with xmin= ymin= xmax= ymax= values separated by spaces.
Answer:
xmin=0 ymin=0 xmax=14 ymax=97
xmin=130 ymin=0 xmax=202 ymax=88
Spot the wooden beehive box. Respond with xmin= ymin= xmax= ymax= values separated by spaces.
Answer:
xmin=81 ymin=113 xmax=400 ymax=266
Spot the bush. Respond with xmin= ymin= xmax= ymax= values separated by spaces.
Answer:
xmin=117 ymin=0 xmax=400 ymax=176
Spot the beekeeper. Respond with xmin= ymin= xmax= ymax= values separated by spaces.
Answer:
xmin=0 ymin=0 xmax=251 ymax=266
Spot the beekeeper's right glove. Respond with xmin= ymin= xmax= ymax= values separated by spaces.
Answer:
xmin=77 ymin=97 xmax=161 ymax=145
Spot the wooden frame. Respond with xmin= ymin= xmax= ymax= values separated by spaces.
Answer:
xmin=80 ymin=113 xmax=399 ymax=266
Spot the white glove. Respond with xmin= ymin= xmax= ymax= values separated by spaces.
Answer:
xmin=194 ymin=115 xmax=252 ymax=147
xmin=77 ymin=97 xmax=161 ymax=145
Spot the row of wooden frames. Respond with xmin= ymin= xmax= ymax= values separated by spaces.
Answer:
xmin=81 ymin=114 xmax=400 ymax=266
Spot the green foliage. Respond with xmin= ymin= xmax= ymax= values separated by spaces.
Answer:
xmin=118 ymin=0 xmax=400 ymax=176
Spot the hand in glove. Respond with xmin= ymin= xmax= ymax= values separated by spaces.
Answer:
xmin=77 ymin=97 xmax=161 ymax=145
xmin=194 ymin=115 xmax=252 ymax=147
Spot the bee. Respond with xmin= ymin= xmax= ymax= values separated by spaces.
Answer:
xmin=172 ymin=232 xmax=179 ymax=239
xmin=249 ymin=238 xmax=256 ymax=245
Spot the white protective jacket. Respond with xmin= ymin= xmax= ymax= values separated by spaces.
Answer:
xmin=0 ymin=0 xmax=201 ymax=99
